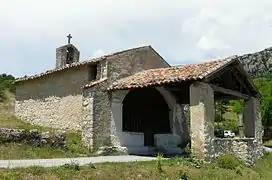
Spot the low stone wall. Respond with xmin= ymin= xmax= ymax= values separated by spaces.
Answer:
xmin=212 ymin=138 xmax=264 ymax=165
xmin=0 ymin=128 xmax=66 ymax=149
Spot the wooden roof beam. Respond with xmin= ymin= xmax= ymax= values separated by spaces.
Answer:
xmin=208 ymin=83 xmax=249 ymax=100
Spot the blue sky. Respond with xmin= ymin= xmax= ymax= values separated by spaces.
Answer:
xmin=1 ymin=0 xmax=272 ymax=78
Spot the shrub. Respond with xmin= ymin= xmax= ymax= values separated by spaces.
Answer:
xmin=216 ymin=153 xmax=243 ymax=170
xmin=0 ymin=89 xmax=5 ymax=102
xmin=185 ymin=142 xmax=191 ymax=155
xmin=62 ymin=161 xmax=80 ymax=171
xmin=156 ymin=153 xmax=163 ymax=173
xmin=88 ymin=162 xmax=96 ymax=169
xmin=178 ymin=169 xmax=190 ymax=180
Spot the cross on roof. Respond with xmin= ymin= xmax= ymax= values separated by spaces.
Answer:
xmin=67 ymin=34 xmax=72 ymax=44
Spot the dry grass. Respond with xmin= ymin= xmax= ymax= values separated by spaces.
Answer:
xmin=0 ymin=153 xmax=271 ymax=180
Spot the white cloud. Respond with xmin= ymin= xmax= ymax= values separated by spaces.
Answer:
xmin=0 ymin=0 xmax=272 ymax=77
xmin=91 ymin=49 xmax=105 ymax=58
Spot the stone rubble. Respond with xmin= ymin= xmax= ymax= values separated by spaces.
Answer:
xmin=0 ymin=127 xmax=67 ymax=149
xmin=94 ymin=146 xmax=129 ymax=156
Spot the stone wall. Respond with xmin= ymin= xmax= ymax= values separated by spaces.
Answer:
xmin=15 ymin=66 xmax=92 ymax=130
xmin=82 ymin=46 xmax=171 ymax=149
xmin=189 ymin=82 xmax=214 ymax=160
xmin=107 ymin=46 xmax=170 ymax=82
xmin=107 ymin=47 xmax=170 ymax=147
xmin=212 ymin=138 xmax=263 ymax=165
xmin=0 ymin=127 xmax=66 ymax=149
xmin=239 ymin=46 xmax=272 ymax=77
xmin=81 ymin=88 xmax=94 ymax=149
xmin=82 ymin=80 xmax=111 ymax=150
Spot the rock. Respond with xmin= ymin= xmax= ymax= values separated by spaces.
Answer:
xmin=40 ymin=131 xmax=50 ymax=146
xmin=95 ymin=146 xmax=128 ymax=156
xmin=0 ymin=127 xmax=67 ymax=149
xmin=0 ymin=128 xmax=26 ymax=142
xmin=239 ymin=47 xmax=272 ymax=77
xmin=51 ymin=130 xmax=67 ymax=149
xmin=27 ymin=129 xmax=41 ymax=146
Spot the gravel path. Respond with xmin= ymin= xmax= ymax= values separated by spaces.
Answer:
xmin=0 ymin=155 xmax=159 ymax=169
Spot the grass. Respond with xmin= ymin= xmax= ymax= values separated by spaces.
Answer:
xmin=0 ymin=153 xmax=270 ymax=180
xmin=0 ymin=97 xmax=92 ymax=159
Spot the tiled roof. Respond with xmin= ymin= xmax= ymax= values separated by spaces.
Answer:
xmin=108 ymin=56 xmax=238 ymax=90
xmin=83 ymin=78 xmax=107 ymax=88
xmin=15 ymin=45 xmax=151 ymax=83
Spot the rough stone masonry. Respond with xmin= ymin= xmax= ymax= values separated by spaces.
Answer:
xmin=0 ymin=127 xmax=67 ymax=149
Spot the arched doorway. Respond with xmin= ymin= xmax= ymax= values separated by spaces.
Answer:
xmin=122 ymin=88 xmax=171 ymax=146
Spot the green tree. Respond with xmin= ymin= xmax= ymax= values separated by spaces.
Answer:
xmin=215 ymin=101 xmax=228 ymax=123
xmin=0 ymin=73 xmax=15 ymax=102
xmin=253 ymin=76 xmax=272 ymax=127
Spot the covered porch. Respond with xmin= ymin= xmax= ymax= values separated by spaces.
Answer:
xmin=109 ymin=86 xmax=185 ymax=155
xmin=108 ymin=56 xmax=263 ymax=162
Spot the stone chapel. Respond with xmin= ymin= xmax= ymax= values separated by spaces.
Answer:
xmin=14 ymin=38 xmax=263 ymax=163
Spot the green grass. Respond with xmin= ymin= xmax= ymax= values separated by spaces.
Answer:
xmin=0 ymin=153 xmax=271 ymax=180
xmin=0 ymin=99 xmax=92 ymax=159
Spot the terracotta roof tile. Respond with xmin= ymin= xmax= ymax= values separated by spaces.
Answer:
xmin=108 ymin=56 xmax=238 ymax=90
xmin=83 ymin=78 xmax=107 ymax=88
xmin=15 ymin=46 xmax=150 ymax=83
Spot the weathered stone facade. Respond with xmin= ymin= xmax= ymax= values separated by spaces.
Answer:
xmin=189 ymin=82 xmax=214 ymax=160
xmin=15 ymin=66 xmax=90 ymax=130
xmin=212 ymin=138 xmax=263 ymax=165
xmin=173 ymin=104 xmax=190 ymax=146
xmin=56 ymin=44 xmax=80 ymax=69
xmin=81 ymin=47 xmax=172 ymax=151
xmin=189 ymin=81 xmax=263 ymax=164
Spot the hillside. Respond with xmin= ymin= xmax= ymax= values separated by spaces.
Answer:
xmin=239 ymin=47 xmax=272 ymax=77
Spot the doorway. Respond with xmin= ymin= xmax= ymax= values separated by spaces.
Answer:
xmin=122 ymin=88 xmax=171 ymax=146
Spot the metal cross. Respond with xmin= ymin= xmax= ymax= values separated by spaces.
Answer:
xmin=67 ymin=34 xmax=72 ymax=44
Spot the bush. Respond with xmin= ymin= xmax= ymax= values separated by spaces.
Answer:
xmin=156 ymin=153 xmax=163 ymax=173
xmin=178 ymin=169 xmax=190 ymax=180
xmin=216 ymin=153 xmax=243 ymax=170
xmin=0 ymin=89 xmax=5 ymax=102
xmin=185 ymin=142 xmax=191 ymax=155
xmin=62 ymin=161 xmax=80 ymax=171
xmin=0 ymin=74 xmax=15 ymax=102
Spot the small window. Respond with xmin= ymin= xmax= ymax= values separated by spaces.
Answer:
xmin=66 ymin=47 xmax=74 ymax=65
xmin=88 ymin=64 xmax=98 ymax=81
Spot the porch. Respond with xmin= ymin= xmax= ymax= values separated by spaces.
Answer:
xmin=108 ymin=56 xmax=263 ymax=162
xmin=110 ymin=86 xmax=185 ymax=155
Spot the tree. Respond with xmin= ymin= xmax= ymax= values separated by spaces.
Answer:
xmin=0 ymin=73 xmax=15 ymax=102
xmin=254 ymin=76 xmax=272 ymax=127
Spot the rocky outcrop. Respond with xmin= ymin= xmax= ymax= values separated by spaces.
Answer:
xmin=239 ymin=47 xmax=272 ymax=77
xmin=0 ymin=128 xmax=66 ymax=149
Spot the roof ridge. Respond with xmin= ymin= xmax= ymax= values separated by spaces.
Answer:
xmin=108 ymin=55 xmax=240 ymax=90
xmin=15 ymin=45 xmax=151 ymax=83
xmin=171 ymin=55 xmax=238 ymax=68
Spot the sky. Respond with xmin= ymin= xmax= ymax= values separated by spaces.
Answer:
xmin=1 ymin=0 xmax=272 ymax=78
